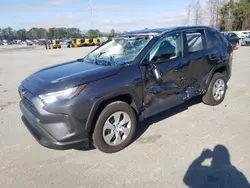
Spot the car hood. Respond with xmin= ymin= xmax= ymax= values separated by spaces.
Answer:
xmin=243 ymin=38 xmax=250 ymax=42
xmin=21 ymin=60 xmax=122 ymax=95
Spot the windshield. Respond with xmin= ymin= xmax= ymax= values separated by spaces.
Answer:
xmin=84 ymin=36 xmax=152 ymax=65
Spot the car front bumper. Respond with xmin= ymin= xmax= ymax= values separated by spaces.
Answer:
xmin=20 ymin=103 xmax=89 ymax=150
xmin=18 ymin=86 xmax=92 ymax=150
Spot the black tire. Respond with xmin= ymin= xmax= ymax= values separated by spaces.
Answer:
xmin=202 ymin=73 xmax=228 ymax=106
xmin=92 ymin=101 xmax=137 ymax=153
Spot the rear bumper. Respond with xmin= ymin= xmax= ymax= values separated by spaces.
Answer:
xmin=20 ymin=102 xmax=89 ymax=150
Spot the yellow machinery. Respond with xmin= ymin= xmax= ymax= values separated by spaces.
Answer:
xmin=67 ymin=39 xmax=78 ymax=48
xmin=75 ymin=38 xmax=83 ymax=47
xmin=87 ymin=38 xmax=94 ymax=46
xmin=52 ymin=39 xmax=61 ymax=49
xmin=77 ymin=38 xmax=91 ymax=47
xmin=93 ymin=38 xmax=102 ymax=46
xmin=66 ymin=38 xmax=101 ymax=47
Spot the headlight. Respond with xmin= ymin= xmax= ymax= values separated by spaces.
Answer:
xmin=39 ymin=85 xmax=85 ymax=104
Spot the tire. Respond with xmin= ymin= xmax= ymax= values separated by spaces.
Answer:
xmin=202 ymin=73 xmax=228 ymax=106
xmin=92 ymin=101 xmax=137 ymax=153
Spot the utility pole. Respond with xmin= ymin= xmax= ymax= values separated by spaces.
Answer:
xmin=89 ymin=0 xmax=94 ymax=29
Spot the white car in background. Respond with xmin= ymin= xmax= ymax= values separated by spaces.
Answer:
xmin=238 ymin=31 xmax=250 ymax=39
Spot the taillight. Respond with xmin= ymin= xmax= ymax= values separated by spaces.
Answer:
xmin=232 ymin=45 xmax=236 ymax=51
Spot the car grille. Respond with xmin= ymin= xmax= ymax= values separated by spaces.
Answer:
xmin=22 ymin=97 xmax=39 ymax=117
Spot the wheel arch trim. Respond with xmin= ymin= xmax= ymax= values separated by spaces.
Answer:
xmin=85 ymin=89 xmax=141 ymax=134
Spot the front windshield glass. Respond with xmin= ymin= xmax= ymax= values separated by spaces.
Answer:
xmin=84 ymin=36 xmax=152 ymax=65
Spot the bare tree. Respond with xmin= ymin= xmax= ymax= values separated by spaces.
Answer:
xmin=207 ymin=0 xmax=227 ymax=27
xmin=193 ymin=0 xmax=203 ymax=25
xmin=186 ymin=1 xmax=194 ymax=25
xmin=207 ymin=0 xmax=217 ymax=26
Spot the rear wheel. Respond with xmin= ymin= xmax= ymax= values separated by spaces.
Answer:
xmin=202 ymin=73 xmax=227 ymax=106
xmin=92 ymin=101 xmax=136 ymax=153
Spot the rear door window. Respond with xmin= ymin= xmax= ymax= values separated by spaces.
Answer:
xmin=185 ymin=30 xmax=206 ymax=54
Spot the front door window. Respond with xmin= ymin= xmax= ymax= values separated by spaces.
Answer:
xmin=149 ymin=32 xmax=182 ymax=63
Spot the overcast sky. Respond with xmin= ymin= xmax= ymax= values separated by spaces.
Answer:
xmin=0 ymin=0 xmax=207 ymax=31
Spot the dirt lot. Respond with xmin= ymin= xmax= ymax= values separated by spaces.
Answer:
xmin=0 ymin=46 xmax=250 ymax=188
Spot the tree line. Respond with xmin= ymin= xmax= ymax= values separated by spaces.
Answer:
xmin=0 ymin=27 xmax=124 ymax=41
xmin=3 ymin=0 xmax=250 ymax=41
xmin=220 ymin=0 xmax=250 ymax=31
xmin=187 ymin=0 xmax=250 ymax=31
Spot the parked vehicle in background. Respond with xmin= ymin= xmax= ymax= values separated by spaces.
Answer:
xmin=242 ymin=31 xmax=250 ymax=38
xmin=236 ymin=31 xmax=250 ymax=39
xmin=67 ymin=39 xmax=78 ymax=48
xmin=241 ymin=35 xmax=250 ymax=46
xmin=60 ymin=39 xmax=70 ymax=46
xmin=76 ymin=38 xmax=87 ymax=47
xmin=221 ymin=32 xmax=240 ymax=50
xmin=52 ymin=39 xmax=61 ymax=49
xmin=93 ymin=38 xmax=102 ymax=46
xmin=87 ymin=38 xmax=94 ymax=46
xmin=19 ymin=26 xmax=232 ymax=153
xmin=26 ymin=40 xmax=33 ymax=46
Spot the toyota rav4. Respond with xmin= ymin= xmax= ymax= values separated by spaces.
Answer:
xmin=18 ymin=26 xmax=232 ymax=153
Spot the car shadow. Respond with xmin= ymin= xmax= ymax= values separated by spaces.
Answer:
xmin=74 ymin=144 xmax=95 ymax=151
xmin=132 ymin=96 xmax=202 ymax=143
xmin=75 ymin=96 xmax=202 ymax=151
xmin=183 ymin=145 xmax=250 ymax=188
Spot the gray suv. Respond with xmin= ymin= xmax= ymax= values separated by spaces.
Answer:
xmin=19 ymin=26 xmax=233 ymax=153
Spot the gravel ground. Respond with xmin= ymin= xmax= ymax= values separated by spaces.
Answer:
xmin=0 ymin=46 xmax=250 ymax=188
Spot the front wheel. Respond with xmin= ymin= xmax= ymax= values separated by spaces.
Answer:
xmin=202 ymin=73 xmax=227 ymax=106
xmin=92 ymin=101 xmax=136 ymax=153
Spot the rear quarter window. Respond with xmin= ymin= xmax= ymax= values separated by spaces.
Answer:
xmin=230 ymin=33 xmax=237 ymax=38
xmin=207 ymin=30 xmax=223 ymax=48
